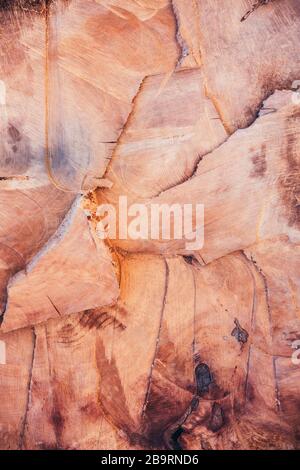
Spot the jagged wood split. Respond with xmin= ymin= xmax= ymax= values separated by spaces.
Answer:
xmin=0 ymin=0 xmax=299 ymax=450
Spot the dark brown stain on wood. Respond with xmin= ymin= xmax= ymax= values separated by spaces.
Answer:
xmin=0 ymin=0 xmax=47 ymax=14
xmin=201 ymin=438 xmax=213 ymax=450
xmin=278 ymin=111 xmax=300 ymax=228
xmin=79 ymin=309 xmax=125 ymax=331
xmin=38 ymin=443 xmax=62 ymax=450
xmin=0 ymin=0 xmax=69 ymax=13
xmin=231 ymin=318 xmax=249 ymax=344
xmin=195 ymin=363 xmax=213 ymax=396
xmin=80 ymin=401 xmax=102 ymax=423
xmin=2 ymin=121 xmax=38 ymax=176
xmin=182 ymin=254 xmax=203 ymax=268
xmin=246 ymin=382 xmax=256 ymax=403
xmin=250 ymin=144 xmax=267 ymax=178
xmin=170 ymin=426 xmax=184 ymax=450
xmin=183 ymin=255 xmax=195 ymax=265
xmin=50 ymin=407 xmax=65 ymax=441
xmin=207 ymin=402 xmax=224 ymax=433
xmin=95 ymin=338 xmax=140 ymax=445
xmin=190 ymin=396 xmax=199 ymax=411
xmin=8 ymin=124 xmax=22 ymax=143
xmin=142 ymin=385 xmax=184 ymax=448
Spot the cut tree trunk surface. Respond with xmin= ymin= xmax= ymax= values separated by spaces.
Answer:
xmin=0 ymin=0 xmax=299 ymax=450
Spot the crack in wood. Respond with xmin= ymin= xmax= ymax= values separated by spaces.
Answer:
xmin=44 ymin=323 xmax=65 ymax=448
xmin=151 ymin=89 xmax=282 ymax=200
xmin=243 ymin=251 xmax=282 ymax=413
xmin=163 ymin=395 xmax=199 ymax=450
xmin=239 ymin=252 xmax=258 ymax=400
xmin=102 ymin=76 xmax=147 ymax=183
xmin=151 ymin=85 xmax=299 ymax=205
xmin=0 ymin=176 xmax=29 ymax=181
xmin=18 ymin=326 xmax=36 ymax=450
xmin=171 ymin=0 xmax=190 ymax=69
xmin=241 ymin=0 xmax=274 ymax=22
xmin=0 ymin=195 xmax=79 ymax=329
xmin=141 ymin=257 xmax=169 ymax=418
xmin=47 ymin=296 xmax=62 ymax=317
